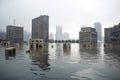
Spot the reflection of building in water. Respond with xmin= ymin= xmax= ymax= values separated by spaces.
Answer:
xmin=79 ymin=27 xmax=97 ymax=49
xmin=30 ymin=49 xmax=50 ymax=71
xmin=63 ymin=46 xmax=71 ymax=56
xmin=55 ymin=43 xmax=63 ymax=57
xmin=80 ymin=49 xmax=99 ymax=62
xmin=63 ymin=43 xmax=71 ymax=51
xmin=104 ymin=23 xmax=120 ymax=48
xmin=5 ymin=47 xmax=16 ymax=60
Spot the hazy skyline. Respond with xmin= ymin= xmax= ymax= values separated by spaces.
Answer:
xmin=0 ymin=0 xmax=120 ymax=39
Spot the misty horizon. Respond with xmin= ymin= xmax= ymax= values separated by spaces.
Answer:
xmin=0 ymin=0 xmax=120 ymax=39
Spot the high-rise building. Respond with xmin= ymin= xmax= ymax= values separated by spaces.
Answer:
xmin=49 ymin=33 xmax=54 ymax=40
xmin=6 ymin=25 xmax=23 ymax=43
xmin=79 ymin=27 xmax=97 ymax=49
xmin=94 ymin=22 xmax=102 ymax=42
xmin=32 ymin=15 xmax=49 ymax=42
xmin=55 ymin=26 xmax=63 ymax=40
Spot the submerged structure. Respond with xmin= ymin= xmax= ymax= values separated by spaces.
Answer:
xmin=79 ymin=27 xmax=97 ymax=49
xmin=104 ymin=23 xmax=120 ymax=48
xmin=29 ymin=39 xmax=44 ymax=49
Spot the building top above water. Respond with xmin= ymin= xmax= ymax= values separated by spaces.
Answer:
xmin=81 ymin=27 xmax=96 ymax=32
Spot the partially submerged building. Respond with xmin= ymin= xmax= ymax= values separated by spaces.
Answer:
xmin=79 ymin=27 xmax=97 ymax=49
xmin=104 ymin=23 xmax=120 ymax=48
xmin=29 ymin=39 xmax=44 ymax=49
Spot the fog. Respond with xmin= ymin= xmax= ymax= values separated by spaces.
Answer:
xmin=0 ymin=0 xmax=120 ymax=39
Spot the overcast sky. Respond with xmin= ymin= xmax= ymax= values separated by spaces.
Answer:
xmin=0 ymin=0 xmax=120 ymax=39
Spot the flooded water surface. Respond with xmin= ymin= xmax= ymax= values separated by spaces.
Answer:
xmin=0 ymin=43 xmax=120 ymax=80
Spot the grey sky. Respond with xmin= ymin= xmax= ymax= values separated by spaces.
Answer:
xmin=0 ymin=0 xmax=120 ymax=39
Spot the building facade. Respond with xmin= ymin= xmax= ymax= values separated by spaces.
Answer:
xmin=32 ymin=15 xmax=49 ymax=42
xmin=94 ymin=22 xmax=102 ymax=42
xmin=79 ymin=27 xmax=97 ymax=49
xmin=6 ymin=25 xmax=23 ymax=43
xmin=104 ymin=23 xmax=120 ymax=48
xmin=29 ymin=39 xmax=44 ymax=49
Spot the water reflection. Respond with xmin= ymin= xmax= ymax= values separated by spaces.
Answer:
xmin=55 ymin=43 xmax=63 ymax=58
xmin=30 ymin=50 xmax=50 ymax=70
xmin=1 ymin=43 xmax=120 ymax=80
xmin=5 ymin=50 xmax=16 ymax=60
xmin=63 ymin=48 xmax=71 ymax=56
xmin=30 ymin=44 xmax=50 ymax=74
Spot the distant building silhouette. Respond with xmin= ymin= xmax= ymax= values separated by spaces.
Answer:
xmin=63 ymin=32 xmax=70 ymax=40
xmin=24 ymin=31 xmax=31 ymax=41
xmin=79 ymin=27 xmax=97 ymax=49
xmin=0 ymin=31 xmax=6 ymax=40
xmin=32 ymin=15 xmax=49 ymax=42
xmin=104 ymin=23 xmax=120 ymax=48
xmin=94 ymin=22 xmax=102 ymax=42
xmin=6 ymin=25 xmax=23 ymax=43
xmin=55 ymin=26 xmax=63 ymax=40
xmin=49 ymin=33 xmax=54 ymax=40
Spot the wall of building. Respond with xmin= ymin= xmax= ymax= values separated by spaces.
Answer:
xmin=79 ymin=27 xmax=97 ymax=49
xmin=32 ymin=15 xmax=49 ymax=42
xmin=6 ymin=25 xmax=23 ymax=43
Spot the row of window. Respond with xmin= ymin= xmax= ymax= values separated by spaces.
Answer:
xmin=31 ymin=40 xmax=42 ymax=42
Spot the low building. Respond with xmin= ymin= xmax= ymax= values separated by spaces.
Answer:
xmin=79 ymin=27 xmax=97 ymax=49
xmin=29 ymin=39 xmax=44 ymax=49
xmin=1 ymin=41 xmax=10 ymax=47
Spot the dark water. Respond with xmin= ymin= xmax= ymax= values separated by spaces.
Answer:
xmin=0 ymin=43 xmax=120 ymax=80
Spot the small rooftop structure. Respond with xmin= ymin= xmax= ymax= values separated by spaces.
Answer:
xmin=5 ymin=47 xmax=16 ymax=60
xmin=29 ymin=39 xmax=44 ymax=49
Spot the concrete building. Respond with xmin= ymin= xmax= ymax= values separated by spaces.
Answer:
xmin=6 ymin=25 xmax=23 ymax=43
xmin=29 ymin=39 xmax=44 ymax=49
xmin=55 ymin=26 xmax=63 ymax=40
xmin=104 ymin=23 xmax=120 ymax=48
xmin=79 ymin=27 xmax=97 ymax=49
xmin=32 ymin=15 xmax=49 ymax=42
xmin=94 ymin=22 xmax=102 ymax=42
xmin=104 ymin=27 xmax=113 ymax=47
